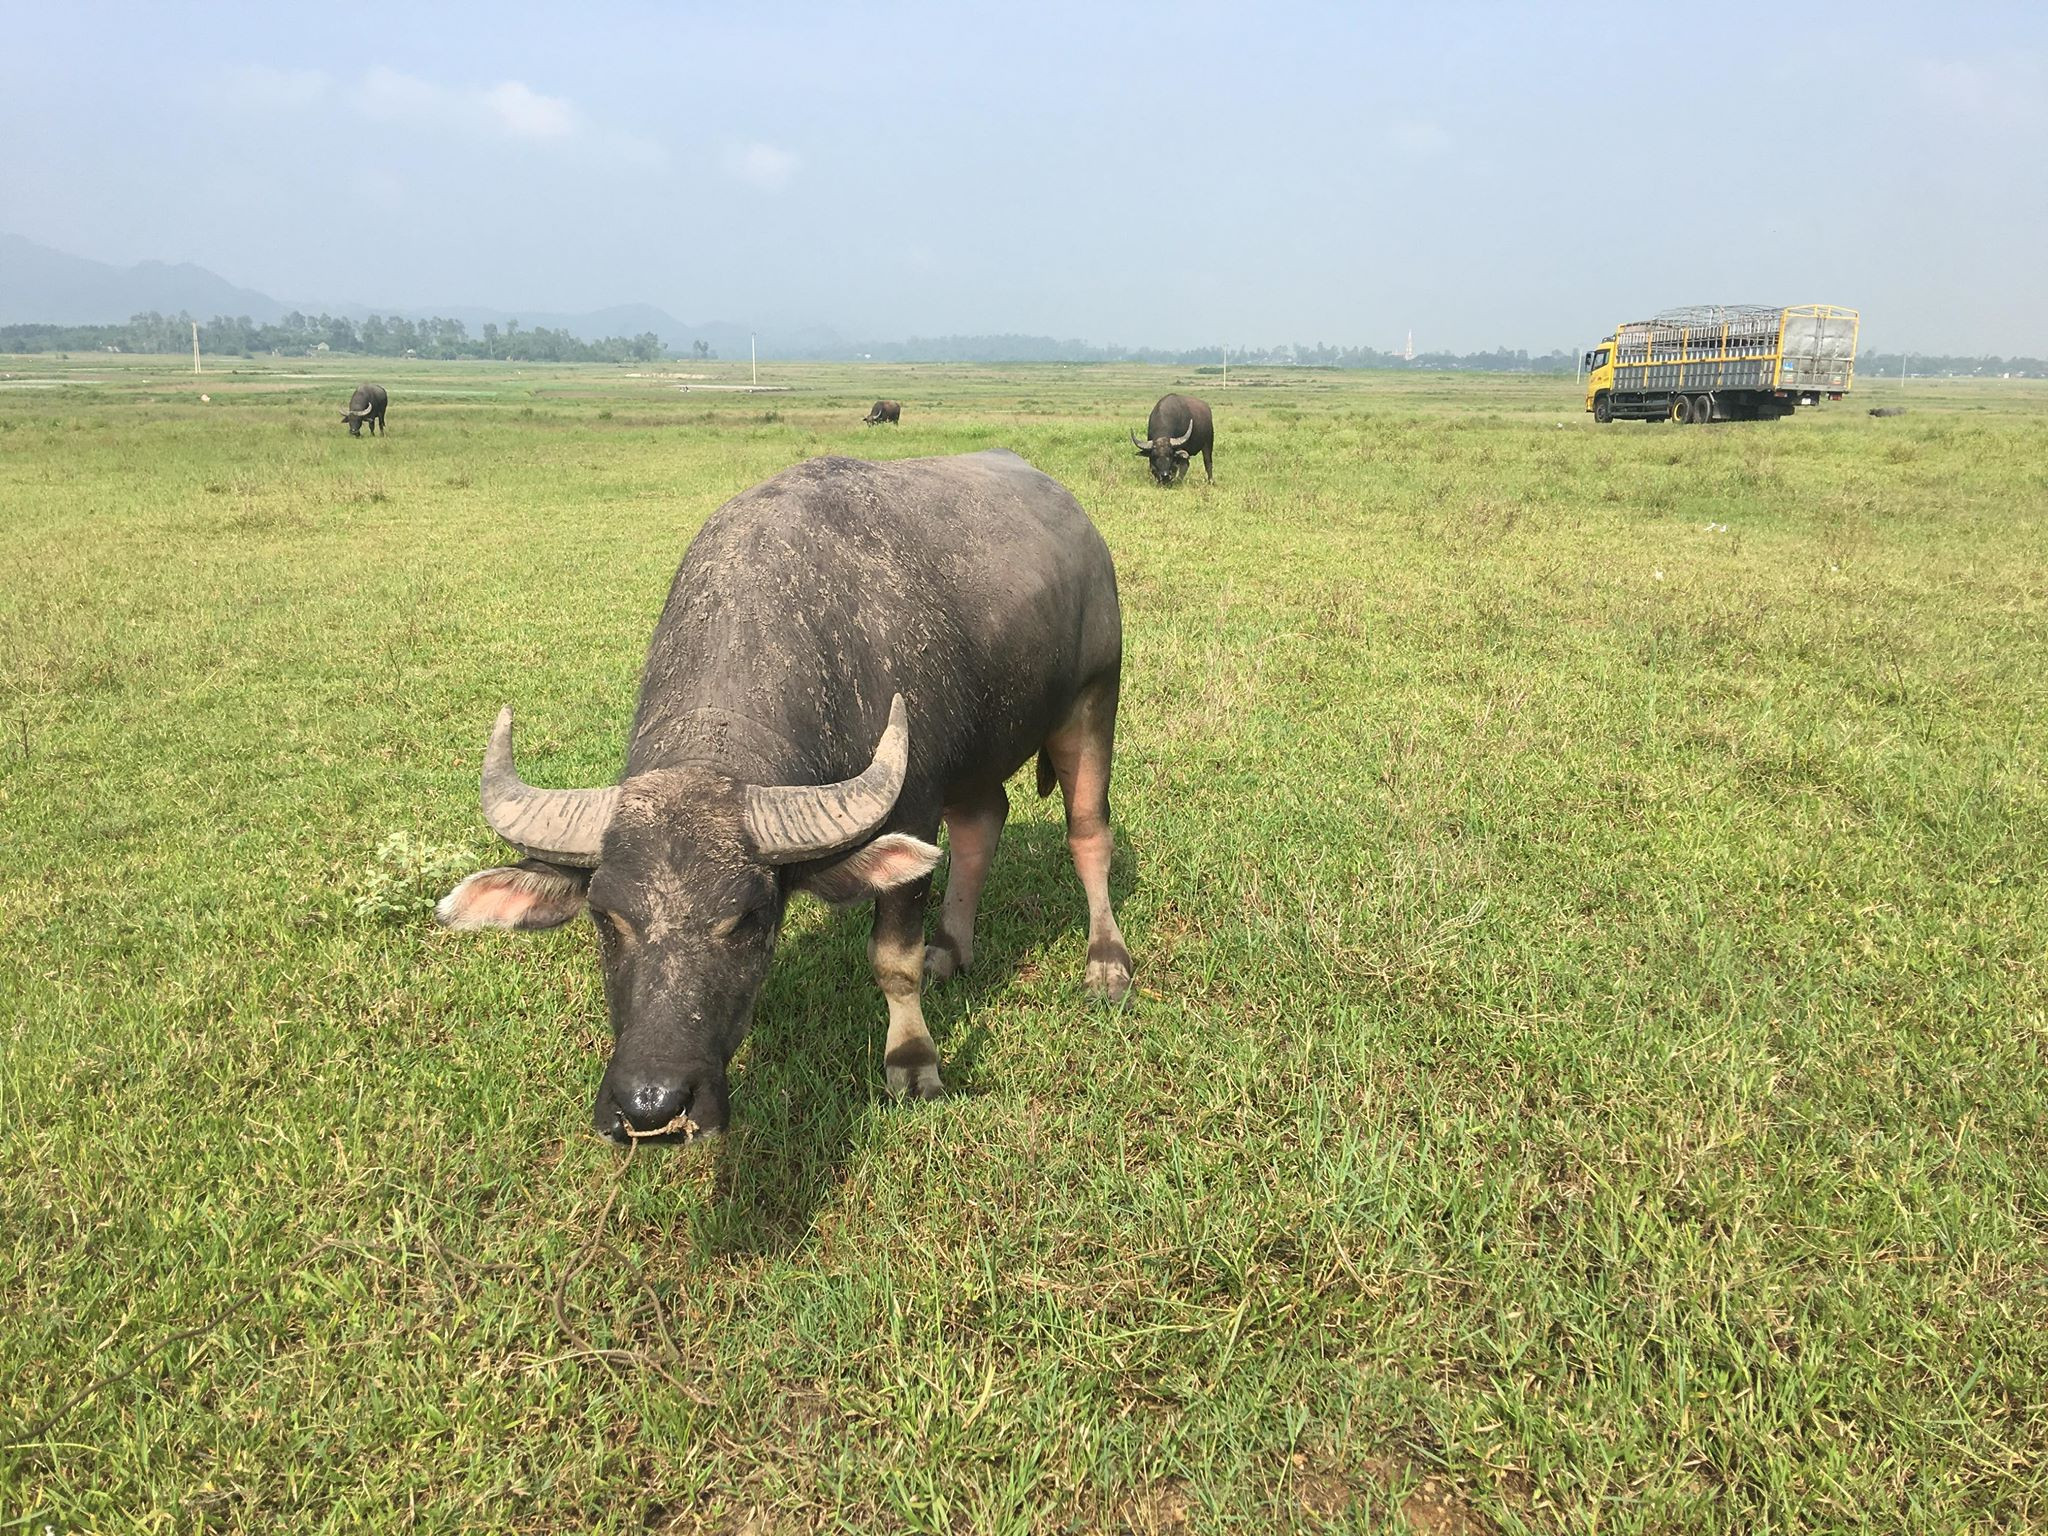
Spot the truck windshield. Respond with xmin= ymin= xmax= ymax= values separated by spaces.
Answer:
xmin=1593 ymin=349 xmax=1611 ymax=369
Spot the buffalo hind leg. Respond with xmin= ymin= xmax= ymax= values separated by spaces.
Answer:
xmin=927 ymin=782 xmax=1008 ymax=983
xmin=1201 ymin=445 xmax=1213 ymax=482
xmin=1042 ymin=682 xmax=1134 ymax=1002
xmin=871 ymin=878 xmax=945 ymax=1100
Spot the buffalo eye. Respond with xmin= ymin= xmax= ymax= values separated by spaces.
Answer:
xmin=590 ymin=906 xmax=638 ymax=948
xmin=710 ymin=904 xmax=770 ymax=941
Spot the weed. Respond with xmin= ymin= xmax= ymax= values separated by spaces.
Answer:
xmin=347 ymin=831 xmax=478 ymax=924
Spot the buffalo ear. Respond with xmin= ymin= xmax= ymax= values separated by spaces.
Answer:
xmin=437 ymin=859 xmax=590 ymax=931
xmin=1174 ymin=448 xmax=1190 ymax=459
xmin=794 ymin=833 xmax=944 ymax=908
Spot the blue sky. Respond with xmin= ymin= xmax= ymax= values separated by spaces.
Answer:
xmin=5 ymin=2 xmax=2043 ymax=352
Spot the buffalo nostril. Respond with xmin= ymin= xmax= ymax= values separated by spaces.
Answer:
xmin=597 ymin=1065 xmax=727 ymax=1144
xmin=620 ymin=1079 xmax=688 ymax=1134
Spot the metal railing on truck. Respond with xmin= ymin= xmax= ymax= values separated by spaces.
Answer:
xmin=1611 ymin=304 xmax=1858 ymax=394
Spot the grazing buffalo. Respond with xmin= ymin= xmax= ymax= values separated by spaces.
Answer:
xmin=1868 ymin=406 xmax=1907 ymax=418
xmin=863 ymin=400 xmax=902 ymax=425
xmin=436 ymin=449 xmax=1133 ymax=1144
xmin=1129 ymin=393 xmax=1213 ymax=484
xmin=342 ymin=383 xmax=388 ymax=437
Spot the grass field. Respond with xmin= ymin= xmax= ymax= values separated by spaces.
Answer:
xmin=2 ymin=355 xmax=2044 ymax=1534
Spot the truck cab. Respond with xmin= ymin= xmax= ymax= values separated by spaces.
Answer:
xmin=1583 ymin=339 xmax=1616 ymax=419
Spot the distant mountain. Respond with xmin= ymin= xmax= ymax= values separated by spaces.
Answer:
xmin=0 ymin=232 xmax=794 ymax=352
xmin=0 ymin=231 xmax=288 ymax=326
xmin=0 ymin=232 xmax=1597 ymax=367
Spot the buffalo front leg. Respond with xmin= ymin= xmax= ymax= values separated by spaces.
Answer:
xmin=1043 ymin=684 xmax=1134 ymax=1002
xmin=871 ymin=879 xmax=946 ymax=1100
xmin=926 ymin=783 xmax=1009 ymax=983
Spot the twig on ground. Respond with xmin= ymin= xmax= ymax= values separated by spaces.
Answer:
xmin=545 ymin=1137 xmax=710 ymax=1402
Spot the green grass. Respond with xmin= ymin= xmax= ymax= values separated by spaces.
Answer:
xmin=2 ymin=355 xmax=2044 ymax=1534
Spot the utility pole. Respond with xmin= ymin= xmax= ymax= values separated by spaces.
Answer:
xmin=191 ymin=321 xmax=201 ymax=375
xmin=751 ymin=332 xmax=758 ymax=388
xmin=1221 ymin=346 xmax=1227 ymax=390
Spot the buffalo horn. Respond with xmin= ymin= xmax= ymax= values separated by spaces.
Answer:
xmin=478 ymin=706 xmax=620 ymax=867
xmin=743 ymin=694 xmax=910 ymax=863
xmin=1168 ymin=416 xmax=1195 ymax=447
xmin=1129 ymin=428 xmax=1147 ymax=450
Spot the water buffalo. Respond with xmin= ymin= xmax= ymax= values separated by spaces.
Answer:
xmin=435 ymin=449 xmax=1133 ymax=1143
xmin=342 ymin=383 xmax=388 ymax=437
xmin=864 ymin=400 xmax=902 ymax=425
xmin=1129 ymin=393 xmax=1213 ymax=484
xmin=1868 ymin=406 xmax=1907 ymax=418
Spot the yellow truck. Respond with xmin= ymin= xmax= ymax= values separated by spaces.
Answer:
xmin=1583 ymin=304 xmax=1859 ymax=423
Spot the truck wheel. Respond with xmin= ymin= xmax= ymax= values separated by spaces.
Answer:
xmin=1593 ymin=394 xmax=1613 ymax=423
xmin=1669 ymin=397 xmax=1688 ymax=424
xmin=1694 ymin=394 xmax=1714 ymax=424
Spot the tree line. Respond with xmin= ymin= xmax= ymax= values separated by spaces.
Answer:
xmin=0 ymin=317 xmax=1570 ymax=370
xmin=1856 ymin=351 xmax=2045 ymax=379
xmin=10 ymin=317 xmax=2034 ymax=377
xmin=825 ymin=335 xmax=1581 ymax=372
xmin=0 ymin=311 xmax=666 ymax=363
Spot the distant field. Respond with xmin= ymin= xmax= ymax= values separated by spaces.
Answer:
xmin=2 ymin=356 xmax=2043 ymax=1534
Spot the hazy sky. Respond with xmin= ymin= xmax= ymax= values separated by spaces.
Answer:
xmin=5 ymin=2 xmax=2044 ymax=352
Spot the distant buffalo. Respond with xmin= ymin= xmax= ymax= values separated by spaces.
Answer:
xmin=864 ymin=400 xmax=902 ymax=426
xmin=1129 ymin=393 xmax=1213 ymax=485
xmin=343 ymin=383 xmax=388 ymax=437
xmin=1868 ymin=406 xmax=1907 ymax=418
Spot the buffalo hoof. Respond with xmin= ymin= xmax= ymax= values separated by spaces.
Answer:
xmin=923 ymin=941 xmax=961 ymax=986
xmin=884 ymin=1034 xmax=946 ymax=1101
xmin=886 ymin=1060 xmax=946 ymax=1101
xmin=1086 ymin=940 xmax=1133 ymax=1005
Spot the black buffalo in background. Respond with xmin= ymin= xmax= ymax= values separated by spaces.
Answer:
xmin=864 ymin=400 xmax=902 ymax=425
xmin=1129 ymin=393 xmax=1212 ymax=484
xmin=342 ymin=383 xmax=388 ymax=437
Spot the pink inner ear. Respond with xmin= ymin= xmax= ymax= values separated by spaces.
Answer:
xmin=468 ymin=884 xmax=547 ymax=926
xmin=437 ymin=866 xmax=586 ymax=932
xmin=855 ymin=834 xmax=945 ymax=889
xmin=794 ymin=832 xmax=945 ymax=908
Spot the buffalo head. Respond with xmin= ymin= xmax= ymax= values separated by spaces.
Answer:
xmin=1130 ymin=421 xmax=1194 ymax=485
xmin=436 ymin=697 xmax=940 ymax=1143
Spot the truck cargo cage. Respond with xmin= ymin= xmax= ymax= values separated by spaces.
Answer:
xmin=1609 ymin=303 xmax=1857 ymax=398
xmin=1652 ymin=304 xmax=1785 ymax=332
